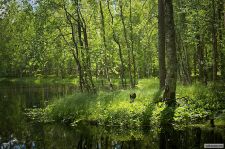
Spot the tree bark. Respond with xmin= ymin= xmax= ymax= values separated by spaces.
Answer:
xmin=107 ymin=0 xmax=126 ymax=88
xmin=224 ymin=3 xmax=225 ymax=27
xmin=158 ymin=0 xmax=166 ymax=89
xmin=129 ymin=0 xmax=137 ymax=86
xmin=196 ymin=34 xmax=204 ymax=82
xmin=63 ymin=4 xmax=84 ymax=92
xmin=212 ymin=0 xmax=218 ymax=82
xmin=119 ymin=1 xmax=134 ymax=88
xmin=82 ymin=20 xmax=96 ymax=92
xmin=99 ymin=0 xmax=113 ymax=90
xmin=164 ymin=0 xmax=177 ymax=102
xmin=62 ymin=0 xmax=95 ymax=92
xmin=78 ymin=2 xmax=96 ymax=92
xmin=218 ymin=1 xmax=225 ymax=80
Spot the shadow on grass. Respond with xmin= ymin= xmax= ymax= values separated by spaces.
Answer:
xmin=141 ymin=88 xmax=163 ymax=126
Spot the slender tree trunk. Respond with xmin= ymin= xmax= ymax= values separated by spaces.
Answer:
xmin=175 ymin=0 xmax=191 ymax=84
xmin=62 ymin=0 xmax=96 ymax=92
xmin=212 ymin=0 xmax=218 ymax=82
xmin=143 ymin=48 xmax=147 ymax=77
xmin=119 ymin=1 xmax=134 ymax=88
xmin=77 ymin=8 xmax=90 ymax=92
xmin=158 ymin=0 xmax=166 ymax=89
xmin=79 ymin=3 xmax=96 ymax=92
xmin=63 ymin=4 xmax=84 ymax=92
xmin=164 ymin=0 xmax=177 ymax=101
xmin=196 ymin=34 xmax=204 ymax=82
xmin=82 ymin=24 xmax=96 ymax=92
xmin=107 ymin=0 xmax=126 ymax=87
xmin=129 ymin=0 xmax=136 ymax=86
xmin=99 ymin=0 xmax=113 ymax=90
xmin=183 ymin=46 xmax=192 ymax=84
xmin=224 ymin=3 xmax=225 ymax=27
xmin=218 ymin=1 xmax=225 ymax=80
xmin=194 ymin=51 xmax=197 ymax=79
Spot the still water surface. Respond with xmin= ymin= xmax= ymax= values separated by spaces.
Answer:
xmin=0 ymin=81 xmax=224 ymax=149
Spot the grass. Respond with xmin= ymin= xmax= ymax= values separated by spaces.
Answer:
xmin=0 ymin=76 xmax=78 ymax=85
xmin=0 ymin=76 xmax=123 ymax=90
xmin=27 ymin=78 xmax=160 ymax=126
xmin=25 ymin=78 xmax=225 ymax=127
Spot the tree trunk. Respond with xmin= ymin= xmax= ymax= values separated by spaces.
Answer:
xmin=63 ymin=4 xmax=84 ymax=92
xmin=158 ymin=0 xmax=166 ymax=89
xmin=175 ymin=0 xmax=191 ymax=84
xmin=107 ymin=0 xmax=126 ymax=87
xmin=212 ymin=0 xmax=218 ymax=82
xmin=224 ymin=3 xmax=225 ymax=27
xmin=99 ymin=0 xmax=113 ymax=90
xmin=79 ymin=3 xmax=96 ymax=92
xmin=77 ymin=7 xmax=90 ymax=92
xmin=196 ymin=34 xmax=204 ymax=82
xmin=130 ymin=0 xmax=137 ymax=86
xmin=164 ymin=0 xmax=177 ymax=102
xmin=82 ymin=23 xmax=96 ymax=92
xmin=218 ymin=1 xmax=225 ymax=80
xmin=119 ymin=1 xmax=134 ymax=88
xmin=194 ymin=51 xmax=197 ymax=79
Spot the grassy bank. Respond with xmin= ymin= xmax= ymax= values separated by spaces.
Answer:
xmin=0 ymin=77 xmax=122 ymax=90
xmin=0 ymin=76 xmax=78 ymax=85
xmin=27 ymin=78 xmax=225 ymax=127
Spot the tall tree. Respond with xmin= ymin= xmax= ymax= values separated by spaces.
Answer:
xmin=218 ymin=0 xmax=225 ymax=80
xmin=119 ymin=1 xmax=134 ymax=88
xmin=99 ymin=0 xmax=113 ymax=90
xmin=164 ymin=0 xmax=177 ymax=101
xmin=107 ymin=0 xmax=126 ymax=88
xmin=175 ymin=0 xmax=192 ymax=84
xmin=129 ymin=0 xmax=137 ymax=86
xmin=212 ymin=0 xmax=218 ymax=82
xmin=158 ymin=0 xmax=166 ymax=89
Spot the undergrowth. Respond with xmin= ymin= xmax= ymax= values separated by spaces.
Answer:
xmin=26 ymin=78 xmax=225 ymax=127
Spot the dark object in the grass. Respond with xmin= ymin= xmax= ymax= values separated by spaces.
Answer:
xmin=206 ymin=115 xmax=215 ymax=127
xmin=130 ymin=93 xmax=136 ymax=103
xmin=210 ymin=118 xmax=215 ymax=127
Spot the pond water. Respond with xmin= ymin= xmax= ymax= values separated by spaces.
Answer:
xmin=0 ymin=81 xmax=224 ymax=149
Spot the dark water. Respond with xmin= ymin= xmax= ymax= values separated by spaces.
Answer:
xmin=0 ymin=81 xmax=225 ymax=149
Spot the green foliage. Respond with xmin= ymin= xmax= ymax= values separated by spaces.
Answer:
xmin=0 ymin=0 xmax=158 ymax=83
xmin=1 ymin=77 xmax=78 ymax=86
xmin=27 ymin=78 xmax=159 ymax=126
xmin=26 ymin=78 xmax=225 ymax=127
xmin=175 ymin=82 xmax=225 ymax=125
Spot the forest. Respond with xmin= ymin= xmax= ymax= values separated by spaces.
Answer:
xmin=0 ymin=0 xmax=225 ymax=148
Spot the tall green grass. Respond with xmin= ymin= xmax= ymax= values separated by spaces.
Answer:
xmin=28 ymin=78 xmax=225 ymax=127
xmin=40 ymin=78 xmax=160 ymax=126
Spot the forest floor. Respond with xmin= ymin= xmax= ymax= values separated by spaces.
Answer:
xmin=23 ymin=77 xmax=225 ymax=128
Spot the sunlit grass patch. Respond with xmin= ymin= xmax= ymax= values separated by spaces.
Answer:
xmin=34 ymin=78 xmax=160 ymax=126
xmin=1 ymin=77 xmax=79 ymax=86
xmin=26 ymin=78 xmax=225 ymax=127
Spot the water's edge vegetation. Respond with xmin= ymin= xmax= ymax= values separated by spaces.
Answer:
xmin=16 ymin=77 xmax=225 ymax=128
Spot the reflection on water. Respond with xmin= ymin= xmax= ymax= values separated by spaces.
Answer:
xmin=0 ymin=81 xmax=225 ymax=149
xmin=0 ymin=81 xmax=76 ymax=143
